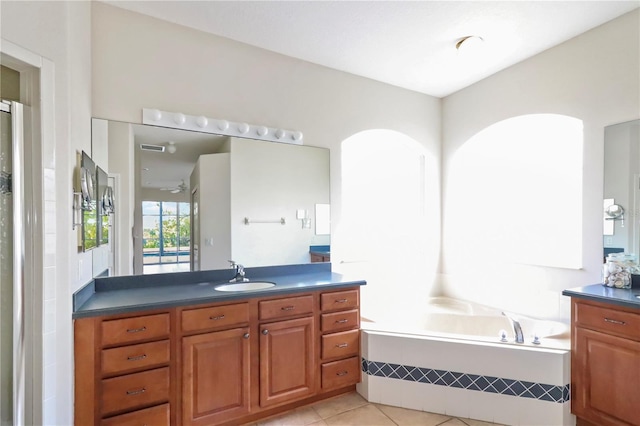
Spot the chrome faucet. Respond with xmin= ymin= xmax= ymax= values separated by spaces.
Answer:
xmin=502 ymin=312 xmax=524 ymax=344
xmin=228 ymin=260 xmax=249 ymax=282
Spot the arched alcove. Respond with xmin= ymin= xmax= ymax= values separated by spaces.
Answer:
xmin=339 ymin=129 xmax=439 ymax=321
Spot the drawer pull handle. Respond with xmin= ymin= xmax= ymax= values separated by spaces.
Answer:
xmin=126 ymin=326 xmax=146 ymax=333
xmin=281 ymin=306 xmax=295 ymax=311
xmin=336 ymin=343 xmax=349 ymax=348
xmin=262 ymin=329 xmax=269 ymax=335
xmin=335 ymin=299 xmax=348 ymax=303
xmin=209 ymin=314 xmax=225 ymax=320
xmin=127 ymin=354 xmax=147 ymax=361
xmin=335 ymin=319 xmax=348 ymax=324
xmin=243 ymin=333 xmax=250 ymax=339
xmin=336 ymin=370 xmax=349 ymax=376
xmin=126 ymin=387 xmax=146 ymax=396
xmin=604 ymin=318 xmax=626 ymax=325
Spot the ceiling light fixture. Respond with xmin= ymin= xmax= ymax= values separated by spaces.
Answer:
xmin=166 ymin=141 xmax=177 ymax=154
xmin=455 ymin=35 xmax=484 ymax=54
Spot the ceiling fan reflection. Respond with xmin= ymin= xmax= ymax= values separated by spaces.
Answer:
xmin=160 ymin=180 xmax=187 ymax=194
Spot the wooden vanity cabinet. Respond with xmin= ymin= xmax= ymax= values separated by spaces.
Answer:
xmin=570 ymin=298 xmax=640 ymax=426
xmin=319 ymin=289 xmax=361 ymax=390
xmin=258 ymin=295 xmax=316 ymax=407
xmin=180 ymin=302 xmax=251 ymax=426
xmin=74 ymin=309 xmax=174 ymax=426
xmin=75 ymin=286 xmax=361 ymax=426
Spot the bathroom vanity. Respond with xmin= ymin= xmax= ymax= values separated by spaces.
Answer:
xmin=562 ymin=285 xmax=640 ymax=426
xmin=73 ymin=264 xmax=365 ymax=426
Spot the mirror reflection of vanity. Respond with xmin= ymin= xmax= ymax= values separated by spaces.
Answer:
xmin=603 ymin=119 xmax=640 ymax=260
xmin=91 ymin=118 xmax=331 ymax=277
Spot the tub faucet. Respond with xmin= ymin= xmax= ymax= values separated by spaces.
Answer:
xmin=502 ymin=312 xmax=524 ymax=344
xmin=229 ymin=260 xmax=248 ymax=282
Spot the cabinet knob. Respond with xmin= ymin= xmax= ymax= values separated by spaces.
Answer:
xmin=243 ymin=333 xmax=250 ymax=339
xmin=262 ymin=329 xmax=269 ymax=335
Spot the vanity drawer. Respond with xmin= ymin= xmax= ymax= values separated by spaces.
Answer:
xmin=321 ymin=356 xmax=361 ymax=389
xmin=321 ymin=329 xmax=359 ymax=360
xmin=575 ymin=301 xmax=640 ymax=341
xmin=321 ymin=289 xmax=359 ymax=312
xmin=101 ymin=313 xmax=170 ymax=347
xmin=101 ymin=367 xmax=170 ymax=416
xmin=101 ymin=403 xmax=170 ymax=426
xmin=321 ymin=309 xmax=359 ymax=333
xmin=182 ymin=302 xmax=249 ymax=333
xmin=101 ymin=340 xmax=170 ymax=376
xmin=259 ymin=295 xmax=314 ymax=321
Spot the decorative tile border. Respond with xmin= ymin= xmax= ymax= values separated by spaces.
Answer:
xmin=362 ymin=358 xmax=570 ymax=403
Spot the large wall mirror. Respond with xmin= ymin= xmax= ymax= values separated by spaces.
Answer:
xmin=92 ymin=118 xmax=330 ymax=277
xmin=603 ymin=119 xmax=640 ymax=260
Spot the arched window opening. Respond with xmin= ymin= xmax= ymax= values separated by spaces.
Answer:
xmin=340 ymin=129 xmax=439 ymax=320
xmin=446 ymin=114 xmax=583 ymax=270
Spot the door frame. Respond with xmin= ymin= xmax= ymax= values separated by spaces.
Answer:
xmin=1 ymin=38 xmax=53 ymax=426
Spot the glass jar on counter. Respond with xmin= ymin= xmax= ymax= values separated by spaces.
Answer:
xmin=603 ymin=253 xmax=639 ymax=289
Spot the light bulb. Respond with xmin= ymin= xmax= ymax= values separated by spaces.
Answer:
xmin=238 ymin=123 xmax=250 ymax=134
xmin=174 ymin=113 xmax=186 ymax=125
xmin=218 ymin=120 xmax=229 ymax=131
xmin=196 ymin=116 xmax=208 ymax=128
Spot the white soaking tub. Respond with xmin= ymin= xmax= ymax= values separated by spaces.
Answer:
xmin=357 ymin=297 xmax=573 ymax=426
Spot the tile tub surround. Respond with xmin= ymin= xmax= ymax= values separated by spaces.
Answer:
xmin=358 ymin=331 xmax=573 ymax=426
xmin=72 ymin=263 xmax=366 ymax=318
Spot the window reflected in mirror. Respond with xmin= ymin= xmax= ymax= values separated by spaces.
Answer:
xmin=142 ymin=201 xmax=191 ymax=274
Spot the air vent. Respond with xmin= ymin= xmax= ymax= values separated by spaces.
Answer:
xmin=140 ymin=144 xmax=165 ymax=152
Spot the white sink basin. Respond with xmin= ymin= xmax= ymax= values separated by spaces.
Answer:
xmin=214 ymin=281 xmax=276 ymax=292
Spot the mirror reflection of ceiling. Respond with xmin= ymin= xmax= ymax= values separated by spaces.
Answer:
xmin=135 ymin=124 xmax=227 ymax=192
xmin=104 ymin=1 xmax=638 ymax=97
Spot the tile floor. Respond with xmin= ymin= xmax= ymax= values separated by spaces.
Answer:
xmin=245 ymin=391 xmax=505 ymax=426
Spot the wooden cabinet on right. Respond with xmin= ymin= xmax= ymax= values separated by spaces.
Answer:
xmin=570 ymin=298 xmax=640 ymax=426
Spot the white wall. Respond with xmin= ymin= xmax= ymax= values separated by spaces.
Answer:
xmin=191 ymin=153 xmax=232 ymax=270
xmin=91 ymin=2 xmax=442 ymax=277
xmin=1 ymin=1 xmax=92 ymax=424
xmin=107 ymin=120 xmax=135 ymax=275
xmin=441 ymin=10 xmax=640 ymax=321
xmin=230 ymin=137 xmax=330 ymax=266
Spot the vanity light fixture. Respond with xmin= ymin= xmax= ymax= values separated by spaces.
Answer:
xmin=143 ymin=108 xmax=304 ymax=145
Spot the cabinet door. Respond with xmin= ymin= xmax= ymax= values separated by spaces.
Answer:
xmin=182 ymin=327 xmax=251 ymax=426
xmin=260 ymin=316 xmax=316 ymax=407
xmin=574 ymin=327 xmax=640 ymax=426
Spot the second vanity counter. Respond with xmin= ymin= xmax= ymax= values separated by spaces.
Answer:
xmin=73 ymin=263 xmax=365 ymax=318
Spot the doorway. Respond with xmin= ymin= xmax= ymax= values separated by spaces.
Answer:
xmin=0 ymin=99 xmax=27 ymax=426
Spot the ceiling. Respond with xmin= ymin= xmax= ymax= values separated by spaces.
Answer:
xmin=104 ymin=0 xmax=638 ymax=98
xmin=134 ymin=124 xmax=226 ymax=190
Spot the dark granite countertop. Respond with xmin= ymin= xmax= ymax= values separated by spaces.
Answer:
xmin=562 ymin=283 xmax=640 ymax=310
xmin=73 ymin=263 xmax=366 ymax=319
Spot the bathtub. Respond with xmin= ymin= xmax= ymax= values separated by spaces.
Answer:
xmin=357 ymin=297 xmax=573 ymax=426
